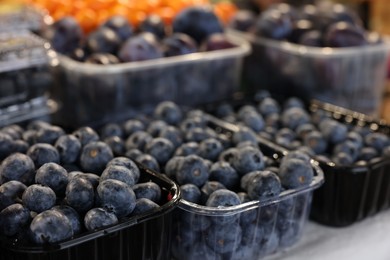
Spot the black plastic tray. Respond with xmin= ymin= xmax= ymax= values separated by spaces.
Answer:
xmin=0 ymin=162 xmax=181 ymax=260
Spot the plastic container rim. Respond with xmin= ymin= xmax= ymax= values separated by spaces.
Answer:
xmin=54 ymin=32 xmax=251 ymax=73
xmin=227 ymin=28 xmax=390 ymax=57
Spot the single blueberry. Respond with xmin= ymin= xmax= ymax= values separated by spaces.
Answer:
xmin=0 ymin=133 xmax=16 ymax=160
xmin=22 ymin=184 xmax=56 ymax=213
xmin=136 ymin=154 xmax=161 ymax=172
xmin=100 ymin=165 xmax=136 ymax=187
xmin=86 ymin=27 xmax=121 ymax=54
xmin=254 ymin=8 xmax=292 ymax=40
xmin=232 ymin=146 xmax=265 ymax=176
xmin=29 ymin=210 xmax=73 ymax=244
xmin=198 ymin=138 xmax=223 ymax=161
xmin=97 ymin=179 xmax=136 ymax=218
xmin=209 ymin=161 xmax=239 ymax=190
xmin=164 ymin=156 xmax=184 ymax=179
xmin=232 ymin=126 xmax=258 ymax=146
xmin=72 ymin=127 xmax=100 ymax=147
xmin=139 ymin=14 xmax=166 ymax=39
xmin=52 ymin=205 xmax=82 ymax=235
xmin=145 ymin=137 xmax=175 ymax=165
xmin=0 ymin=203 xmax=30 ymax=236
xmin=180 ymin=183 xmax=201 ymax=203
xmin=175 ymin=155 xmax=209 ymax=187
xmin=201 ymin=181 xmax=226 ymax=204
xmin=185 ymin=127 xmax=216 ymax=143
xmin=278 ymin=158 xmax=314 ymax=189
xmin=296 ymin=123 xmax=316 ymax=140
xmin=80 ymin=141 xmax=114 ymax=175
xmin=0 ymin=153 xmax=35 ymax=185
xmin=206 ymin=189 xmax=241 ymax=207
xmin=123 ymin=119 xmax=145 ymax=138
xmin=84 ymin=207 xmax=118 ymax=231
xmin=54 ymin=134 xmax=81 ymax=165
xmin=104 ymin=136 xmax=126 ymax=157
xmin=35 ymin=125 xmax=65 ymax=145
xmin=35 ymin=162 xmax=69 ymax=196
xmin=333 ymin=140 xmax=360 ymax=161
xmin=100 ymin=123 xmax=124 ymax=139
xmin=319 ymin=118 xmax=348 ymax=144
xmin=162 ymin=33 xmax=197 ymax=57
xmin=174 ymin=142 xmax=199 ymax=156
xmin=159 ymin=126 xmax=183 ymax=149
xmin=146 ymin=120 xmax=168 ymax=137
xmin=246 ymin=170 xmax=282 ymax=200
xmin=130 ymin=198 xmax=159 ymax=216
xmin=218 ymin=147 xmax=238 ymax=165
xmin=303 ymin=130 xmax=327 ymax=154
xmin=125 ymin=148 xmax=143 ymax=161
xmin=11 ymin=140 xmax=29 ymax=154
xmin=0 ymin=180 xmax=27 ymax=211
xmin=118 ymin=32 xmax=163 ymax=62
xmin=365 ymin=132 xmax=390 ymax=153
xmin=107 ymin=157 xmax=141 ymax=183
xmin=281 ymin=107 xmax=310 ymax=130
xmin=27 ymin=143 xmax=60 ymax=169
xmin=153 ymin=101 xmax=183 ymax=126
xmin=101 ymin=15 xmax=133 ymax=41
xmin=65 ymin=177 xmax=95 ymax=213
xmin=332 ymin=152 xmax=354 ymax=165
xmin=132 ymin=181 xmax=161 ymax=203
xmin=125 ymin=131 xmax=153 ymax=152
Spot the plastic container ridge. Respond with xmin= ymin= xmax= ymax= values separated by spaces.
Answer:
xmin=50 ymin=33 xmax=251 ymax=129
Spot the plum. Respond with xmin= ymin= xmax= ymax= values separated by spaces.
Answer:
xmin=101 ymin=15 xmax=133 ymax=41
xmin=118 ymin=32 xmax=163 ymax=62
xmin=138 ymin=15 xmax=166 ymax=39
xmin=253 ymin=8 xmax=293 ymax=40
xmin=86 ymin=27 xmax=122 ymax=54
xmin=162 ymin=33 xmax=198 ymax=57
xmin=201 ymin=33 xmax=236 ymax=51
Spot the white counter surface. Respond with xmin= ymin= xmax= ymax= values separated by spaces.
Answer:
xmin=266 ymin=209 xmax=390 ymax=260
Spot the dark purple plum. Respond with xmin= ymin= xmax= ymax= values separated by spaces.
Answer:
xmin=86 ymin=27 xmax=122 ymax=54
xmin=101 ymin=15 xmax=133 ymax=41
xmin=118 ymin=32 xmax=163 ymax=62
xmin=138 ymin=14 xmax=166 ymax=39
xmin=162 ymin=33 xmax=198 ymax=57
xmin=324 ymin=22 xmax=367 ymax=47
xmin=254 ymin=8 xmax=292 ymax=40
xmin=201 ymin=33 xmax=235 ymax=51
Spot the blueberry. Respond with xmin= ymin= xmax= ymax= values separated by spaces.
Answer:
xmin=100 ymin=165 xmax=136 ymax=187
xmin=107 ymin=157 xmax=140 ymax=183
xmin=97 ymin=179 xmax=136 ymax=218
xmin=72 ymin=173 xmax=100 ymax=189
xmin=65 ymin=177 xmax=95 ymax=213
xmin=206 ymin=189 xmax=241 ymax=207
xmin=1 ymin=125 xmax=23 ymax=139
xmin=205 ymin=221 xmax=242 ymax=254
xmin=123 ymin=119 xmax=145 ymax=137
xmin=164 ymin=156 xmax=184 ymax=179
xmin=254 ymin=8 xmax=292 ymax=40
xmin=35 ymin=162 xmax=69 ymax=196
xmin=86 ymin=27 xmax=121 ymax=54
xmin=145 ymin=137 xmax=175 ymax=165
xmin=125 ymin=148 xmax=143 ymax=161
xmin=0 ymin=203 xmax=30 ymax=236
xmin=101 ymin=15 xmax=133 ymax=41
xmin=146 ymin=120 xmax=168 ymax=137
xmin=228 ymin=9 xmax=256 ymax=32
xmin=258 ymin=97 xmax=281 ymax=117
xmin=27 ymin=143 xmax=60 ymax=169
xmin=100 ymin=123 xmax=124 ymax=139
xmin=333 ymin=140 xmax=360 ymax=161
xmin=201 ymin=181 xmax=226 ymax=204
xmin=132 ymin=181 xmax=161 ymax=203
xmin=29 ymin=210 xmax=73 ymax=244
xmin=162 ymin=33 xmax=197 ymax=56
xmin=125 ymin=131 xmax=153 ymax=152
xmin=0 ymin=153 xmax=35 ymax=185
xmin=35 ymin=125 xmax=65 ymax=145
xmin=232 ymin=126 xmax=258 ymax=146
xmin=303 ymin=130 xmax=327 ymax=154
xmin=130 ymin=198 xmax=159 ymax=216
xmin=276 ymin=128 xmax=296 ymax=142
xmin=139 ymin=14 xmax=166 ymax=39
xmin=54 ymin=134 xmax=81 ymax=165
xmin=80 ymin=141 xmax=113 ymax=175
xmin=179 ymin=117 xmax=205 ymax=133
xmin=84 ymin=207 xmax=118 ymax=231
xmin=198 ymin=138 xmax=223 ymax=161
xmin=159 ymin=126 xmax=183 ymax=149
xmin=72 ymin=127 xmax=100 ymax=147
xmin=11 ymin=140 xmax=29 ymax=154
xmin=104 ymin=136 xmax=126 ymax=156
xmin=281 ymin=150 xmax=311 ymax=164
xmin=118 ymin=32 xmax=163 ymax=62
xmin=319 ymin=118 xmax=348 ymax=144
xmin=241 ymin=111 xmax=266 ymax=133
xmin=0 ymin=133 xmax=16 ymax=160
xmin=246 ymin=170 xmax=282 ymax=200
xmin=365 ymin=132 xmax=390 ymax=153
xmin=218 ymin=147 xmax=238 ymax=164
xmin=22 ymin=184 xmax=56 ymax=213
xmin=279 ymin=158 xmax=314 ymax=189
xmin=180 ymin=183 xmax=201 ymax=203
xmin=136 ymin=154 xmax=161 ymax=172
xmin=332 ymin=152 xmax=354 ymax=165
xmin=209 ymin=161 xmax=239 ymax=190
xmin=346 ymin=131 xmax=364 ymax=149
xmin=281 ymin=107 xmax=310 ymax=130
xmin=175 ymin=155 xmax=209 ymax=187
xmin=52 ymin=205 xmax=82 ymax=235
xmin=296 ymin=123 xmax=316 ymax=140
xmin=185 ymin=127 xmax=215 ymax=143
xmin=172 ymin=5 xmax=223 ymax=44
xmin=175 ymin=142 xmax=199 ymax=156
xmin=154 ymin=101 xmax=183 ymax=126
xmin=0 ymin=180 xmax=26 ymax=211
xmin=46 ymin=16 xmax=83 ymax=54
xmin=232 ymin=146 xmax=265 ymax=176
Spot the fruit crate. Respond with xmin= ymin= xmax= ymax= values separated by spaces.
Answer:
xmin=168 ymin=117 xmax=324 ymax=259
xmin=0 ymin=31 xmax=55 ymax=126
xmin=308 ymin=100 xmax=390 ymax=227
xmin=50 ymin=33 xmax=251 ymax=129
xmin=205 ymin=94 xmax=390 ymax=227
xmin=227 ymin=29 xmax=390 ymax=117
xmin=0 ymin=162 xmax=181 ymax=260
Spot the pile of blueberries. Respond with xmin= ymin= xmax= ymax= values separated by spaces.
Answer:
xmin=0 ymin=121 xmax=168 ymax=245
xmin=93 ymin=101 xmax=316 ymax=259
xmin=44 ymin=6 xmax=235 ymax=65
xmin=229 ymin=2 xmax=380 ymax=47
xmin=211 ymin=91 xmax=390 ymax=167
xmin=0 ymin=99 xmax=317 ymax=258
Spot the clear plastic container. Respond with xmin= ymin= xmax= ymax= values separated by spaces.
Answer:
xmin=0 ymin=31 xmax=55 ymax=126
xmin=168 ymin=118 xmax=324 ymax=259
xmin=228 ymin=29 xmax=390 ymax=117
xmin=0 ymin=163 xmax=181 ymax=260
xmin=50 ymin=33 xmax=251 ymax=129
